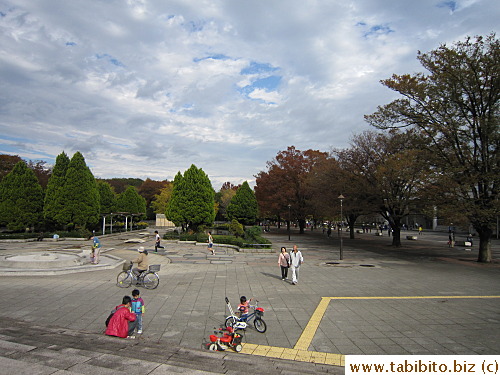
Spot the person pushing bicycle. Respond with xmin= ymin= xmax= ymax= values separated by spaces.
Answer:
xmin=131 ymin=246 xmax=149 ymax=277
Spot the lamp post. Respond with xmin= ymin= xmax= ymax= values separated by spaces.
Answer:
xmin=287 ymin=204 xmax=291 ymax=241
xmin=338 ymin=195 xmax=344 ymax=260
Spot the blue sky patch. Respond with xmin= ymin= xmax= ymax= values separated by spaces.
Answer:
xmin=193 ymin=54 xmax=230 ymax=62
xmin=95 ymin=53 xmax=125 ymax=67
xmin=241 ymin=61 xmax=279 ymax=75
xmin=238 ymin=75 xmax=281 ymax=98
xmin=66 ymin=42 xmax=76 ymax=46
xmin=437 ymin=1 xmax=457 ymax=12
xmin=357 ymin=22 xmax=394 ymax=38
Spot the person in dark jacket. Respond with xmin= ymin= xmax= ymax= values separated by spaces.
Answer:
xmin=105 ymin=296 xmax=136 ymax=338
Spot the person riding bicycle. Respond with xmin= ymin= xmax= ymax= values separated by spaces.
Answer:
xmin=131 ymin=246 xmax=149 ymax=277
xmin=237 ymin=296 xmax=253 ymax=319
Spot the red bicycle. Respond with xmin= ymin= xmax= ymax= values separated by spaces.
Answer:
xmin=207 ymin=326 xmax=243 ymax=352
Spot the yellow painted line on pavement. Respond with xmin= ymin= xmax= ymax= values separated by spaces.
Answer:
xmin=294 ymin=297 xmax=331 ymax=351
xmin=240 ymin=295 xmax=500 ymax=368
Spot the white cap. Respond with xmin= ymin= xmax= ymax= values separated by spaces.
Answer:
xmin=138 ymin=246 xmax=145 ymax=252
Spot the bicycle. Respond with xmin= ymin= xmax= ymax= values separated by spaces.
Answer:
xmin=116 ymin=261 xmax=160 ymax=289
xmin=224 ymin=297 xmax=267 ymax=333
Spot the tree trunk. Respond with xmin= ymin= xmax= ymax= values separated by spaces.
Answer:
xmin=391 ymin=226 xmax=402 ymax=246
xmin=298 ymin=218 xmax=306 ymax=234
xmin=476 ymin=226 xmax=492 ymax=263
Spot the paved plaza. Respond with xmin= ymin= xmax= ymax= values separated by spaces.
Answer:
xmin=0 ymin=227 xmax=499 ymax=373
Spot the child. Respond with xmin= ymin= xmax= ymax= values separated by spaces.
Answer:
xmin=237 ymin=296 xmax=252 ymax=319
xmin=130 ymin=289 xmax=145 ymax=334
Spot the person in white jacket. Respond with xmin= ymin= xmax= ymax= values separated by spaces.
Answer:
xmin=289 ymin=245 xmax=304 ymax=285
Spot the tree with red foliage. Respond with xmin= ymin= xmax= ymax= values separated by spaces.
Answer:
xmin=255 ymin=146 xmax=328 ymax=233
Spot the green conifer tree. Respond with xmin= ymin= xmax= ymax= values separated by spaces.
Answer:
xmin=227 ymin=181 xmax=258 ymax=225
xmin=60 ymin=152 xmax=100 ymax=230
xmin=97 ymin=180 xmax=117 ymax=214
xmin=116 ymin=185 xmax=146 ymax=215
xmin=43 ymin=151 xmax=70 ymax=228
xmin=166 ymin=165 xmax=215 ymax=231
xmin=166 ymin=172 xmax=185 ymax=227
xmin=0 ymin=161 xmax=44 ymax=231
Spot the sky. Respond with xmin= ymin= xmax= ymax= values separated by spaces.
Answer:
xmin=0 ymin=0 xmax=498 ymax=189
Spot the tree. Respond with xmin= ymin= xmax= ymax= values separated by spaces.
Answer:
xmin=255 ymin=146 xmax=328 ymax=233
xmin=116 ymin=185 xmax=146 ymax=215
xmin=150 ymin=182 xmax=173 ymax=215
xmin=137 ymin=178 xmax=169 ymax=219
xmin=60 ymin=152 xmax=100 ymax=230
xmin=166 ymin=165 xmax=215 ymax=231
xmin=215 ymin=186 xmax=237 ymax=221
xmin=227 ymin=181 xmax=258 ymax=225
xmin=0 ymin=154 xmax=22 ymax=182
xmin=337 ymin=130 xmax=430 ymax=246
xmin=0 ymin=161 xmax=44 ymax=231
xmin=44 ymin=152 xmax=70 ymax=229
xmin=103 ymin=178 xmax=144 ymax=194
xmin=97 ymin=181 xmax=117 ymax=214
xmin=365 ymin=34 xmax=499 ymax=261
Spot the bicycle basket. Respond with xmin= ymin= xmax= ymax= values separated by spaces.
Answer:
xmin=233 ymin=334 xmax=242 ymax=345
xmin=149 ymin=264 xmax=161 ymax=272
xmin=255 ymin=307 xmax=264 ymax=318
xmin=122 ymin=261 xmax=133 ymax=271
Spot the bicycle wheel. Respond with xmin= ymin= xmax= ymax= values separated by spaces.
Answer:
xmin=208 ymin=343 xmax=218 ymax=351
xmin=225 ymin=316 xmax=238 ymax=328
xmin=143 ymin=272 xmax=159 ymax=289
xmin=254 ymin=318 xmax=267 ymax=333
xmin=117 ymin=271 xmax=132 ymax=288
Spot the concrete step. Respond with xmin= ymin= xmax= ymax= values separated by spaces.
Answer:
xmin=0 ymin=317 xmax=342 ymax=375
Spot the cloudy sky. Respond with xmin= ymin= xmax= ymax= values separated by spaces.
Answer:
xmin=0 ymin=0 xmax=498 ymax=189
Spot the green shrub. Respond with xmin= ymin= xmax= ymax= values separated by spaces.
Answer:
xmin=244 ymin=226 xmax=262 ymax=241
xmin=228 ymin=219 xmax=244 ymax=237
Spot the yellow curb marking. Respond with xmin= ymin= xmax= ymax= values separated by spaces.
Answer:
xmin=241 ymin=295 xmax=500 ymax=367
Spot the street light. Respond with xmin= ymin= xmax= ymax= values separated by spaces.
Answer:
xmin=338 ymin=194 xmax=344 ymax=260
xmin=287 ymin=204 xmax=291 ymax=241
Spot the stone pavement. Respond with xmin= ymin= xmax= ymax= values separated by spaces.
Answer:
xmin=0 ymin=228 xmax=499 ymax=373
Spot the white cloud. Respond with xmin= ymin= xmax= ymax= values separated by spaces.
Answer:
xmin=0 ymin=0 xmax=498 ymax=188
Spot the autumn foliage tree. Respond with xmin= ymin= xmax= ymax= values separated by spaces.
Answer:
xmin=366 ymin=34 xmax=499 ymax=261
xmin=255 ymin=146 xmax=328 ymax=233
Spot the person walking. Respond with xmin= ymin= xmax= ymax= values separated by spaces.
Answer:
xmin=154 ymin=230 xmax=164 ymax=252
xmin=278 ymin=247 xmax=290 ymax=281
xmin=289 ymin=245 xmax=304 ymax=285
xmin=207 ymin=231 xmax=214 ymax=255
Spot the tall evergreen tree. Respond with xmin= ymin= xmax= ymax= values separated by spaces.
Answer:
xmin=0 ymin=161 xmax=44 ymax=231
xmin=116 ymin=185 xmax=146 ymax=215
xmin=97 ymin=180 xmax=117 ymax=214
xmin=166 ymin=172 xmax=185 ymax=228
xmin=166 ymin=165 xmax=215 ymax=231
xmin=60 ymin=152 xmax=100 ymax=229
xmin=227 ymin=181 xmax=258 ymax=225
xmin=44 ymin=152 xmax=70 ymax=228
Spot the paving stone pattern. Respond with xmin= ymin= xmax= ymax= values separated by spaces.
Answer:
xmin=0 ymin=228 xmax=499 ymax=373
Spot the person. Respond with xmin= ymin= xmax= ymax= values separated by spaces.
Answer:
xmin=90 ymin=235 xmax=101 ymax=264
xmin=207 ymin=231 xmax=214 ymax=255
xmin=237 ymin=296 xmax=253 ymax=318
xmin=129 ymin=289 xmax=145 ymax=335
xmin=278 ymin=247 xmax=290 ymax=281
xmin=289 ymin=245 xmax=304 ymax=285
xmin=154 ymin=230 xmax=164 ymax=252
xmin=418 ymin=226 xmax=423 ymax=235
xmin=131 ymin=246 xmax=149 ymax=278
xmin=105 ymin=295 xmax=136 ymax=338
